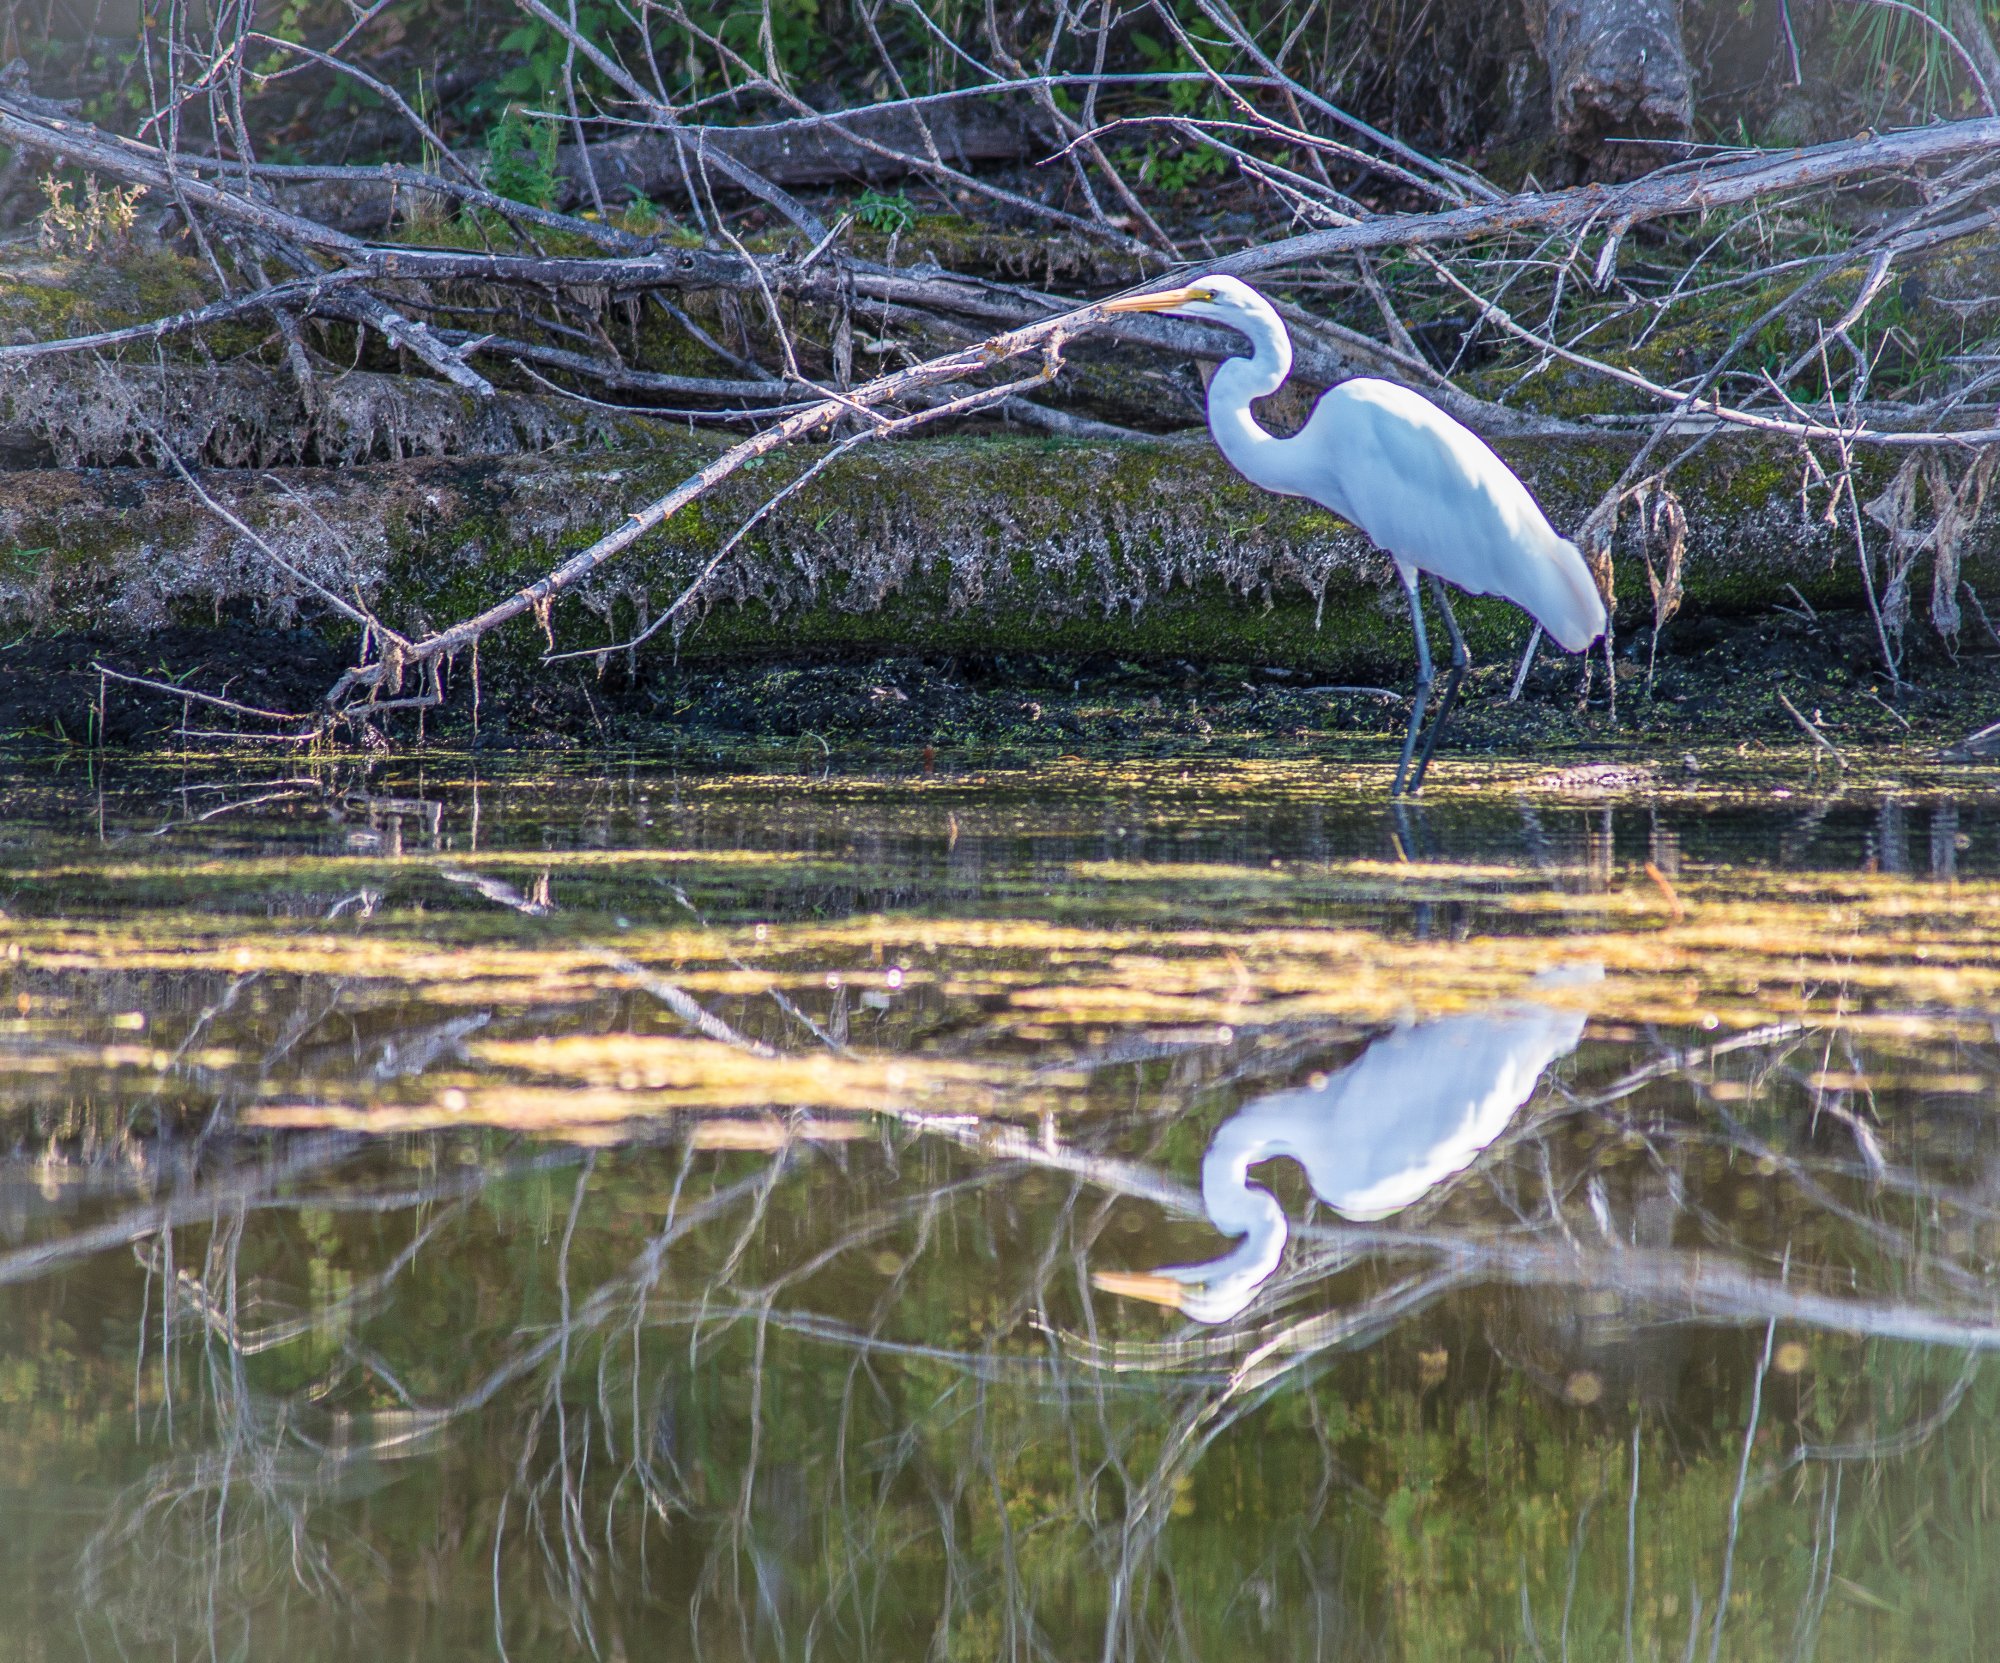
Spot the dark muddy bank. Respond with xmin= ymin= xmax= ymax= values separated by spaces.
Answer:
xmin=6 ymin=606 xmax=1991 ymax=766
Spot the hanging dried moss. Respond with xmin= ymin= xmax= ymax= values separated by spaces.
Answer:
xmin=0 ymin=359 xmax=660 ymax=469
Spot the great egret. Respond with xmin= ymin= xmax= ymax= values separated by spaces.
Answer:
xmin=1104 ymin=276 xmax=1606 ymax=794
xmin=1094 ymin=966 xmax=1600 ymax=1323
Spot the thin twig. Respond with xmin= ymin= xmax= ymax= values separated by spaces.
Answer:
xmin=1776 ymin=691 xmax=1847 ymax=765
xmin=91 ymin=662 xmax=310 ymax=724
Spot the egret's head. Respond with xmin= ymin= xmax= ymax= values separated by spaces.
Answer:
xmin=1102 ymin=273 xmax=1273 ymax=329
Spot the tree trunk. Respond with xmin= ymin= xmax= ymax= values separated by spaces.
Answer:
xmin=1945 ymin=1 xmax=2000 ymax=112
xmin=1523 ymin=0 xmax=1694 ymax=153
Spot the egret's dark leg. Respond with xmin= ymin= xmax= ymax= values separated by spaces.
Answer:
xmin=1389 ymin=798 xmax=1432 ymax=863
xmin=1391 ymin=575 xmax=1434 ymax=798
xmin=1408 ymin=577 xmax=1471 ymax=794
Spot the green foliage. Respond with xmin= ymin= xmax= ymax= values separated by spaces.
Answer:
xmin=1831 ymin=1 xmax=2000 ymax=122
xmin=853 ymin=188 xmax=917 ymax=234
xmin=615 ymin=195 xmax=670 ymax=237
xmin=1115 ymin=17 xmax=1231 ymax=193
xmin=1127 ymin=26 xmax=1209 ymax=116
xmin=493 ymin=0 xmax=626 ymax=104
xmin=483 ymin=103 xmax=561 ymax=210
xmin=489 ymin=0 xmax=823 ymax=110
xmin=250 ymin=0 xmax=337 ymax=75
xmin=323 ymin=78 xmax=384 ymax=115
xmin=1114 ymin=136 xmax=1229 ymax=194
xmin=1851 ymin=283 xmax=1959 ymax=396
xmin=697 ymin=0 xmax=825 ymax=79
xmin=1751 ymin=314 xmax=1793 ymax=376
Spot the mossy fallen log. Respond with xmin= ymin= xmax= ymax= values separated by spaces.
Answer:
xmin=0 ymin=360 xmax=664 ymax=470
xmin=0 ymin=429 xmax=1984 ymax=699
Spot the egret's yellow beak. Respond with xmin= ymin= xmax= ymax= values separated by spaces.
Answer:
xmin=1091 ymin=1269 xmax=1190 ymax=1309
xmin=1102 ymin=285 xmax=1211 ymax=314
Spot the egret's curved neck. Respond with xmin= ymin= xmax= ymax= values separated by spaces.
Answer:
xmin=1172 ymin=1126 xmax=1290 ymax=1311
xmin=1201 ymin=1121 xmax=1290 ymax=1244
xmin=1205 ymin=305 xmax=1295 ymax=495
xmin=1148 ymin=1107 xmax=1297 ymax=1319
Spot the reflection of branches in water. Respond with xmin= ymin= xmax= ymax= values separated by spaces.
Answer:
xmin=16 ymin=770 xmax=2000 ymax=1654
xmin=142 ymin=1195 xmax=466 ymax=1362
xmin=26 ymin=1002 xmax=2000 ymax=1659
xmin=1708 ymin=1320 xmax=1777 ymax=1663
xmin=887 ymin=1018 xmax=2000 ymax=1656
xmin=79 ymin=1430 xmax=372 ymax=1650
xmin=62 ymin=1133 xmax=762 ymax=1650
xmin=85 ymin=1214 xmax=368 ymax=1652
xmin=69 ymin=1131 xmax=598 ymax=1655
xmin=534 ymin=1119 xmax=1986 ymax=1659
xmin=514 ymin=1155 xmax=603 ymax=1657
xmin=1095 ymin=1265 xmax=1466 ymax=1663
xmin=0 ymin=1135 xmax=359 ymax=1288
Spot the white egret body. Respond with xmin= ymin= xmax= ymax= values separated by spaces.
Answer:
xmin=1105 ymin=276 xmax=1606 ymax=793
xmin=1098 ymin=966 xmax=1600 ymax=1323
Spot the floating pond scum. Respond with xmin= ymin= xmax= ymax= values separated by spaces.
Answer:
xmin=1 ymin=751 xmax=1998 ymax=1659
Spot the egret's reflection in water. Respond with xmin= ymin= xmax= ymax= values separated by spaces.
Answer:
xmin=3 ymin=758 xmax=1999 ymax=1662
xmin=1097 ymin=966 xmax=1599 ymax=1321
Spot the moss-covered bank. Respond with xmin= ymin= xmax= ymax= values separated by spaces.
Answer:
xmin=2 ymin=416 xmax=1996 ymax=756
xmin=2 ymin=429 xmax=1984 ymax=682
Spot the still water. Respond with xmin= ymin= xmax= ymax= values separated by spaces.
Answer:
xmin=2 ymin=749 xmax=1997 ymax=1660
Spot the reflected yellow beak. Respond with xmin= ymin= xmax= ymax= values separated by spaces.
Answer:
xmin=1102 ymin=285 xmax=1211 ymax=314
xmin=1091 ymin=1268 xmax=1189 ymax=1309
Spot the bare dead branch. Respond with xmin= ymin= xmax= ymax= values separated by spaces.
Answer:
xmin=1203 ymin=117 xmax=2000 ymax=279
xmin=91 ymin=662 xmax=312 ymax=724
xmin=331 ymin=301 xmax=1109 ymax=709
xmin=0 ymin=273 xmax=370 ymax=364
xmin=0 ymin=95 xmax=364 ymax=254
xmin=313 ymin=290 xmax=497 ymax=397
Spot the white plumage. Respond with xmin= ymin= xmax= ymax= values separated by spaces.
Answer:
xmin=1096 ymin=966 xmax=1600 ymax=1324
xmin=1286 ymin=379 xmax=1605 ymax=652
xmin=1106 ymin=275 xmax=1606 ymax=792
